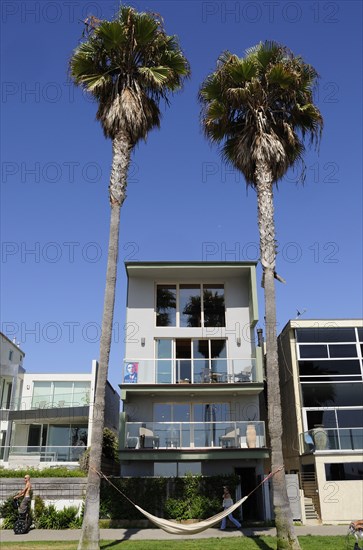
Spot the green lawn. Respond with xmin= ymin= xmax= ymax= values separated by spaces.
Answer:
xmin=0 ymin=537 xmax=353 ymax=550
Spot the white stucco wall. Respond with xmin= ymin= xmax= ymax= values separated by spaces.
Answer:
xmin=316 ymin=454 xmax=363 ymax=523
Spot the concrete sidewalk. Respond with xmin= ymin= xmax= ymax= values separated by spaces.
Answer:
xmin=0 ymin=524 xmax=351 ymax=543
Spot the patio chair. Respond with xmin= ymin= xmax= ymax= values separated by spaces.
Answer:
xmin=234 ymin=366 xmax=252 ymax=382
xmin=139 ymin=427 xmax=160 ymax=449
xmin=200 ymin=368 xmax=212 ymax=383
xmin=220 ymin=427 xmax=240 ymax=448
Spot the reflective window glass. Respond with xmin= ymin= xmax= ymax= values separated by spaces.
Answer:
xmin=180 ymin=285 xmax=201 ymax=327
xmin=306 ymin=410 xmax=337 ymax=430
xmin=296 ymin=327 xmax=356 ymax=343
xmin=156 ymin=285 xmax=176 ymax=326
xmin=154 ymin=462 xmax=177 ymax=476
xmin=299 ymin=360 xmax=361 ymax=376
xmin=325 ymin=462 xmax=363 ymax=481
xmin=337 ymin=409 xmax=363 ymax=428
xmin=302 ymin=382 xmax=363 ymax=407
xmin=329 ymin=344 xmax=357 ymax=358
xmin=154 ymin=404 xmax=172 ymax=422
xmin=203 ymin=285 xmax=225 ymax=327
xmin=156 ymin=360 xmax=172 ymax=384
xmin=211 ymin=340 xmax=227 ymax=358
xmin=193 ymin=340 xmax=209 ymax=359
xmin=299 ymin=345 xmax=328 ymax=358
xmin=156 ymin=339 xmax=172 ymax=359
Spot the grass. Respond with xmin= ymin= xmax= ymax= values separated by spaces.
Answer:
xmin=0 ymin=537 xmax=352 ymax=550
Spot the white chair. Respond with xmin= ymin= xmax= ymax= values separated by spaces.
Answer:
xmin=220 ymin=427 xmax=240 ymax=448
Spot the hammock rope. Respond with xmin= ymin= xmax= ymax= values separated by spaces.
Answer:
xmin=91 ymin=466 xmax=282 ymax=535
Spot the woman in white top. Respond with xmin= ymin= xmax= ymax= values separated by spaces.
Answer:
xmin=220 ymin=486 xmax=241 ymax=530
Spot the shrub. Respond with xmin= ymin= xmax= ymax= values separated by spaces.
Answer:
xmin=164 ymin=473 xmax=220 ymax=521
xmin=0 ymin=467 xmax=86 ymax=478
xmin=33 ymin=497 xmax=81 ymax=529
xmin=0 ymin=496 xmax=21 ymax=529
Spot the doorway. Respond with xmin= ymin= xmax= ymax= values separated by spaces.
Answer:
xmin=235 ymin=467 xmax=263 ymax=521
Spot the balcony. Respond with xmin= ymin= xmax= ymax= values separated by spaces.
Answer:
xmin=10 ymin=392 xmax=91 ymax=412
xmin=1 ymin=445 xmax=87 ymax=464
xmin=124 ymin=421 xmax=266 ymax=450
xmin=301 ymin=427 xmax=363 ymax=453
xmin=122 ymin=358 xmax=259 ymax=385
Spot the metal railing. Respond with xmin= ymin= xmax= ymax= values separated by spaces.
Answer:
xmin=122 ymin=358 xmax=257 ymax=385
xmin=125 ymin=420 xmax=265 ymax=450
xmin=301 ymin=427 xmax=363 ymax=453
xmin=1 ymin=445 xmax=88 ymax=462
xmin=10 ymin=392 xmax=91 ymax=412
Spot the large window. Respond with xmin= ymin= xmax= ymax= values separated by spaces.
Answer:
xmin=301 ymin=382 xmax=363 ymax=407
xmin=156 ymin=284 xmax=225 ymax=327
xmin=297 ymin=326 xmax=363 ymax=438
xmin=31 ymin=381 xmax=91 ymax=408
xmin=156 ymin=285 xmax=176 ymax=326
xmin=155 ymin=338 xmax=227 ymax=383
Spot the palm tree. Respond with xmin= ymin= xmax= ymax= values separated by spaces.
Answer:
xmin=70 ymin=7 xmax=189 ymax=549
xmin=199 ymin=41 xmax=323 ymax=550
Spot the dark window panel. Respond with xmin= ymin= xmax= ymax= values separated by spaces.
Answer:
xmin=325 ymin=462 xmax=363 ymax=481
xmin=358 ymin=328 xmax=363 ymax=342
xmin=299 ymin=345 xmax=328 ymax=359
xmin=156 ymin=285 xmax=176 ymax=327
xmin=203 ymin=285 xmax=225 ymax=327
xmin=299 ymin=360 xmax=361 ymax=376
xmin=329 ymin=344 xmax=357 ymax=358
xmin=296 ymin=328 xmax=356 ymax=343
xmin=301 ymin=382 xmax=363 ymax=407
xmin=337 ymin=409 xmax=363 ymax=428
xmin=180 ymin=285 xmax=201 ymax=327
xmin=306 ymin=410 xmax=337 ymax=430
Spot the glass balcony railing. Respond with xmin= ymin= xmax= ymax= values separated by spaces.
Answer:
xmin=1 ymin=445 xmax=87 ymax=462
xmin=122 ymin=359 xmax=257 ymax=385
xmin=301 ymin=427 xmax=363 ymax=453
xmin=11 ymin=392 xmax=91 ymax=412
xmin=124 ymin=421 xmax=265 ymax=450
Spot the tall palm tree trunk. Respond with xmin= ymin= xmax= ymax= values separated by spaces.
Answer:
xmin=78 ymin=132 xmax=131 ymax=550
xmin=256 ymin=161 xmax=300 ymax=550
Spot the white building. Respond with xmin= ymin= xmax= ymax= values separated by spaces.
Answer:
xmin=119 ymin=261 xmax=270 ymax=521
xmin=0 ymin=335 xmax=119 ymax=469
xmin=0 ymin=333 xmax=26 ymax=459
xmin=278 ymin=319 xmax=363 ymax=523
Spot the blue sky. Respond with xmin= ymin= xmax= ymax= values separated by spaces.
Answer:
xmin=1 ymin=0 xmax=362 ymax=390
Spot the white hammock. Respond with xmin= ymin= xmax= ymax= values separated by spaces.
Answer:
xmin=134 ymin=496 xmax=248 ymax=534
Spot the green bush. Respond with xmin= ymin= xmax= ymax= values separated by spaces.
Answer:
xmin=33 ymin=497 xmax=81 ymax=529
xmin=0 ymin=467 xmax=86 ymax=478
xmin=0 ymin=496 xmax=22 ymax=529
xmin=164 ymin=474 xmax=220 ymax=521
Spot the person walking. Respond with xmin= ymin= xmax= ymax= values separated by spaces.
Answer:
xmin=220 ymin=486 xmax=241 ymax=530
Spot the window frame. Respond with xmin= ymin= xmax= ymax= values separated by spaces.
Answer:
xmin=155 ymin=282 xmax=226 ymax=328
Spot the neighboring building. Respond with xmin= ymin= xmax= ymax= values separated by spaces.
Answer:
xmin=0 ymin=333 xmax=26 ymax=459
xmin=119 ymin=262 xmax=270 ymax=521
xmin=278 ymin=319 xmax=363 ymax=523
xmin=0 ymin=344 xmax=120 ymax=469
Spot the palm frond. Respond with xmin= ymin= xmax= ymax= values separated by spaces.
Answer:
xmin=199 ymin=40 xmax=323 ymax=185
xmin=70 ymin=5 xmax=189 ymax=141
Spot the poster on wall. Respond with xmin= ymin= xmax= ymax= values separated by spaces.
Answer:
xmin=124 ymin=362 xmax=138 ymax=383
